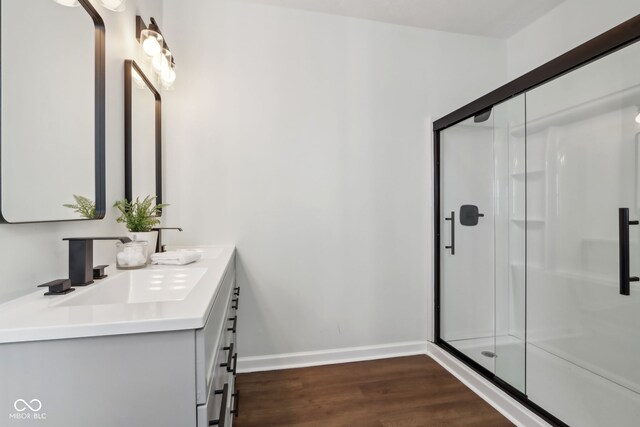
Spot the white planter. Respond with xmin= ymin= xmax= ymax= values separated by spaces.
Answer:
xmin=127 ymin=231 xmax=158 ymax=263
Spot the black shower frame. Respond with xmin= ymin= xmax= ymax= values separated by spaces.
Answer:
xmin=433 ymin=13 xmax=640 ymax=427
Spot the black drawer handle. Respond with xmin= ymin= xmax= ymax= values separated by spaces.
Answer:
xmin=209 ymin=383 xmax=228 ymax=426
xmin=231 ymin=390 xmax=240 ymax=417
xmin=232 ymin=352 xmax=238 ymax=375
xmin=232 ymin=298 xmax=239 ymax=310
xmin=221 ymin=343 xmax=234 ymax=372
xmin=234 ymin=286 xmax=240 ymax=296
xmin=227 ymin=316 xmax=237 ymax=334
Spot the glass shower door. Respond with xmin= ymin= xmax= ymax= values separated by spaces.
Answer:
xmin=440 ymin=113 xmax=497 ymax=372
xmin=439 ymin=95 xmax=526 ymax=393
xmin=525 ymin=37 xmax=640 ymax=426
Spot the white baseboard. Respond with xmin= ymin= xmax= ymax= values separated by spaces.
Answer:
xmin=237 ymin=341 xmax=429 ymax=373
xmin=427 ymin=343 xmax=550 ymax=427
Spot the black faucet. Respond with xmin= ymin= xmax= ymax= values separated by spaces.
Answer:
xmin=63 ymin=237 xmax=132 ymax=286
xmin=152 ymin=227 xmax=183 ymax=253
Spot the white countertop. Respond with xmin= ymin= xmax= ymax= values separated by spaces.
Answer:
xmin=0 ymin=246 xmax=235 ymax=344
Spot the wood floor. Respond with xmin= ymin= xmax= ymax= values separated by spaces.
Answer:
xmin=234 ymin=355 xmax=513 ymax=427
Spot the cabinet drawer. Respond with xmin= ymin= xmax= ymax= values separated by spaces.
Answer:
xmin=228 ymin=380 xmax=238 ymax=427
xmin=225 ymin=339 xmax=239 ymax=427
xmin=227 ymin=283 xmax=240 ymax=349
xmin=213 ymin=317 xmax=236 ymax=390
xmin=195 ymin=256 xmax=235 ymax=404
xmin=198 ymin=345 xmax=237 ymax=427
xmin=197 ymin=379 xmax=230 ymax=427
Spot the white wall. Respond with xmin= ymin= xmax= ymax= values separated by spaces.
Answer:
xmin=0 ymin=0 xmax=164 ymax=304
xmin=162 ymin=0 xmax=506 ymax=358
xmin=507 ymin=0 xmax=640 ymax=79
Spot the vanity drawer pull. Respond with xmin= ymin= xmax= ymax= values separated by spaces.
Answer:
xmin=221 ymin=343 xmax=234 ymax=372
xmin=232 ymin=352 xmax=238 ymax=376
xmin=227 ymin=316 xmax=237 ymax=334
xmin=209 ymin=383 xmax=228 ymax=426
xmin=234 ymin=286 xmax=240 ymax=296
xmin=232 ymin=298 xmax=239 ymax=310
xmin=231 ymin=390 xmax=240 ymax=417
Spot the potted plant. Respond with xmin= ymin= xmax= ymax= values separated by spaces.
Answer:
xmin=113 ymin=196 xmax=168 ymax=261
xmin=63 ymin=194 xmax=96 ymax=219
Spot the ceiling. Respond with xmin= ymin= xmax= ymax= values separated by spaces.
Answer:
xmin=240 ymin=0 xmax=564 ymax=38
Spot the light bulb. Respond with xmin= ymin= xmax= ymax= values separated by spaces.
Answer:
xmin=142 ymin=37 xmax=161 ymax=57
xmin=152 ymin=55 xmax=168 ymax=73
xmin=152 ymin=49 xmax=172 ymax=73
xmin=636 ymin=111 xmax=640 ymax=124
xmin=161 ymin=67 xmax=176 ymax=89
xmin=140 ymin=30 xmax=163 ymax=58
xmin=52 ymin=0 xmax=80 ymax=6
xmin=99 ymin=0 xmax=126 ymax=12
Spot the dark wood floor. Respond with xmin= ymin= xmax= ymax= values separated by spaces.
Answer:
xmin=235 ymin=355 xmax=513 ymax=427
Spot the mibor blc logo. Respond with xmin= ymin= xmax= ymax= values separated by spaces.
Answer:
xmin=9 ymin=399 xmax=47 ymax=421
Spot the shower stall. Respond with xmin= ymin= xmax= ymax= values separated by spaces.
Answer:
xmin=434 ymin=15 xmax=640 ymax=426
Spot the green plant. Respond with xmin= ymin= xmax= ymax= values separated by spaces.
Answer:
xmin=113 ymin=196 xmax=168 ymax=232
xmin=63 ymin=194 xmax=96 ymax=219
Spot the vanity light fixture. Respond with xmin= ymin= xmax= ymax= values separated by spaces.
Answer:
xmin=52 ymin=0 xmax=80 ymax=6
xmin=635 ymin=109 xmax=640 ymax=124
xmin=98 ymin=0 xmax=126 ymax=12
xmin=136 ymin=16 xmax=177 ymax=90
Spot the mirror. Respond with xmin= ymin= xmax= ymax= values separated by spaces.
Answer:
xmin=125 ymin=60 xmax=162 ymax=208
xmin=0 ymin=0 xmax=105 ymax=223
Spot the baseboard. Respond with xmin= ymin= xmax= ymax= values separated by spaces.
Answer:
xmin=237 ymin=341 xmax=429 ymax=373
xmin=427 ymin=343 xmax=550 ymax=427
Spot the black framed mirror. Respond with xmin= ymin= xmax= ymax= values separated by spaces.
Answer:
xmin=124 ymin=60 xmax=162 ymax=210
xmin=0 ymin=0 xmax=105 ymax=223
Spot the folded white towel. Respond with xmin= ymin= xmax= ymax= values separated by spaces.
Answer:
xmin=151 ymin=250 xmax=202 ymax=266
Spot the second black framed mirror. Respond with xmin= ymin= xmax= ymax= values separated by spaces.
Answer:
xmin=124 ymin=59 xmax=162 ymax=209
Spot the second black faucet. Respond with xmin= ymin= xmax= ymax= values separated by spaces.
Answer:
xmin=63 ymin=237 xmax=132 ymax=286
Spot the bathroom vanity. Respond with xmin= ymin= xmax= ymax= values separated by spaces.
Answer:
xmin=0 ymin=246 xmax=238 ymax=427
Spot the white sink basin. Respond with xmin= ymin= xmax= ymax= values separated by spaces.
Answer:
xmin=56 ymin=268 xmax=207 ymax=307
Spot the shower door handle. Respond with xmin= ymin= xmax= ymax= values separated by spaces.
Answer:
xmin=619 ymin=208 xmax=639 ymax=296
xmin=445 ymin=211 xmax=455 ymax=255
